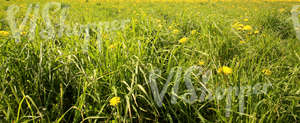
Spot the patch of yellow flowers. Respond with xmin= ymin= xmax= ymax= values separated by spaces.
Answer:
xmin=179 ymin=37 xmax=188 ymax=43
xmin=217 ymin=66 xmax=233 ymax=75
xmin=232 ymin=22 xmax=253 ymax=31
xmin=173 ymin=29 xmax=179 ymax=34
xmin=109 ymin=96 xmax=121 ymax=106
xmin=232 ymin=22 xmax=244 ymax=31
xmin=108 ymin=43 xmax=118 ymax=49
xmin=190 ymin=30 xmax=197 ymax=35
xmin=262 ymin=69 xmax=272 ymax=76
xmin=232 ymin=20 xmax=259 ymax=34
xmin=239 ymin=40 xmax=246 ymax=44
xmin=0 ymin=31 xmax=10 ymax=37
xmin=198 ymin=60 xmax=205 ymax=66
xmin=243 ymin=25 xmax=253 ymax=31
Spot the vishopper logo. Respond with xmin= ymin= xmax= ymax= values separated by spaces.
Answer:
xmin=292 ymin=5 xmax=300 ymax=40
xmin=148 ymin=65 xmax=272 ymax=117
xmin=6 ymin=2 xmax=130 ymax=52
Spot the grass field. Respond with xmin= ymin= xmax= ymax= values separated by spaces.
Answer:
xmin=0 ymin=0 xmax=299 ymax=122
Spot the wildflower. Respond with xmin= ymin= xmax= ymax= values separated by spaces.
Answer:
xmin=179 ymin=37 xmax=188 ymax=43
xmin=243 ymin=18 xmax=248 ymax=22
xmin=232 ymin=22 xmax=244 ymax=30
xmin=158 ymin=24 xmax=162 ymax=28
xmin=262 ymin=69 xmax=272 ymax=76
xmin=222 ymin=66 xmax=233 ymax=75
xmin=156 ymin=19 xmax=161 ymax=23
xmin=109 ymin=43 xmax=118 ymax=49
xmin=21 ymin=31 xmax=27 ymax=36
xmin=191 ymin=30 xmax=197 ymax=35
xmin=109 ymin=97 xmax=121 ymax=106
xmin=198 ymin=61 xmax=205 ymax=66
xmin=239 ymin=40 xmax=246 ymax=44
xmin=102 ymin=33 xmax=108 ymax=39
xmin=217 ymin=67 xmax=222 ymax=73
xmin=173 ymin=29 xmax=179 ymax=34
xmin=0 ymin=31 xmax=10 ymax=37
xmin=243 ymin=25 xmax=252 ymax=31
xmin=218 ymin=66 xmax=233 ymax=75
xmin=108 ymin=45 xmax=116 ymax=49
xmin=238 ymin=24 xmax=244 ymax=27
xmin=254 ymin=30 xmax=259 ymax=34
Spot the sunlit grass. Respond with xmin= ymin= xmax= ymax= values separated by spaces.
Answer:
xmin=0 ymin=0 xmax=299 ymax=122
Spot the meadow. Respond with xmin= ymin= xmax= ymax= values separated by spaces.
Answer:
xmin=0 ymin=0 xmax=299 ymax=122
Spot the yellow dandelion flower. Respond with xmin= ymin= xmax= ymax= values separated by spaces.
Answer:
xmin=262 ymin=69 xmax=272 ymax=76
xmin=218 ymin=66 xmax=233 ymax=75
xmin=238 ymin=24 xmax=244 ymax=27
xmin=21 ymin=31 xmax=27 ymax=36
xmin=243 ymin=18 xmax=248 ymax=22
xmin=243 ymin=25 xmax=252 ymax=31
xmin=198 ymin=61 xmax=205 ymax=66
xmin=222 ymin=66 xmax=233 ymax=75
xmin=156 ymin=19 xmax=161 ymax=23
xmin=0 ymin=31 xmax=10 ymax=37
xmin=254 ymin=30 xmax=259 ymax=34
xmin=232 ymin=22 xmax=244 ymax=30
xmin=179 ymin=37 xmax=188 ymax=44
xmin=217 ymin=67 xmax=223 ymax=73
xmin=102 ymin=33 xmax=108 ymax=39
xmin=239 ymin=40 xmax=246 ymax=44
xmin=109 ymin=43 xmax=118 ymax=49
xmin=173 ymin=29 xmax=179 ymax=34
xmin=191 ymin=30 xmax=197 ymax=35
xmin=158 ymin=24 xmax=162 ymax=28
xmin=109 ymin=97 xmax=121 ymax=106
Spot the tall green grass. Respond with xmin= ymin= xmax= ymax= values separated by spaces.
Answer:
xmin=0 ymin=0 xmax=299 ymax=122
